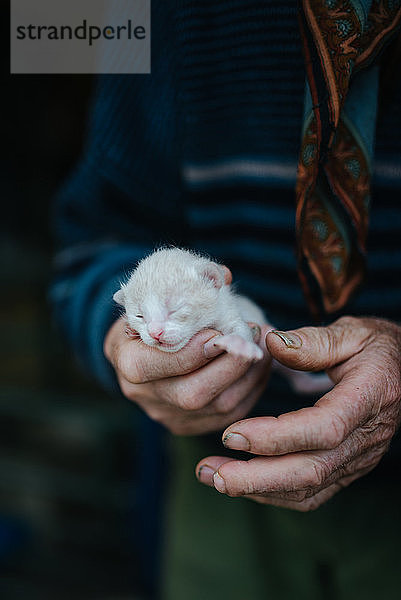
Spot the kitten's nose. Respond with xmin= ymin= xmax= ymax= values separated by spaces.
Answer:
xmin=148 ymin=323 xmax=164 ymax=341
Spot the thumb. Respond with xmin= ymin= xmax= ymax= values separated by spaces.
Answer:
xmin=265 ymin=316 xmax=373 ymax=372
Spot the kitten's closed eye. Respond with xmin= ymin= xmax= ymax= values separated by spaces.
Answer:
xmin=135 ymin=314 xmax=144 ymax=319
xmin=173 ymin=309 xmax=191 ymax=321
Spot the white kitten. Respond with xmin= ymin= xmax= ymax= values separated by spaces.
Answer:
xmin=113 ymin=247 xmax=331 ymax=394
xmin=113 ymin=247 xmax=263 ymax=360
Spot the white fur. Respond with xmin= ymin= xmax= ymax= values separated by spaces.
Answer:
xmin=114 ymin=247 xmax=259 ymax=355
xmin=113 ymin=247 xmax=331 ymax=394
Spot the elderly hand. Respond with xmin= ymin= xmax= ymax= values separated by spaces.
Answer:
xmin=104 ymin=316 xmax=272 ymax=436
xmin=196 ymin=316 xmax=401 ymax=510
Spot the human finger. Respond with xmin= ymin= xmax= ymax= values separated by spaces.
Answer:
xmin=122 ymin=357 xmax=268 ymax=436
xmin=244 ymin=464 xmax=376 ymax=511
xmin=208 ymin=432 xmax=389 ymax=498
xmin=265 ymin=315 xmax=373 ymax=373
xmin=221 ymin=367 xmax=380 ymax=456
xmin=196 ymin=457 xmax=233 ymax=486
xmin=196 ymin=451 xmax=377 ymax=509
xmin=114 ymin=327 xmax=224 ymax=384
xmin=154 ymin=349 xmax=261 ymax=411
xmin=164 ymin=382 xmax=267 ymax=436
xmin=209 ymin=357 xmax=271 ymax=416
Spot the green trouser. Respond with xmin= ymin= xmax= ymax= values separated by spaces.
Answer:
xmin=162 ymin=434 xmax=401 ymax=600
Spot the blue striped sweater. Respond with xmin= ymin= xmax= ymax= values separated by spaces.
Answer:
xmin=51 ymin=0 xmax=401 ymax=399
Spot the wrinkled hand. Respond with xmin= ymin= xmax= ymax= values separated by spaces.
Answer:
xmin=104 ymin=316 xmax=272 ymax=436
xmin=197 ymin=316 xmax=401 ymax=510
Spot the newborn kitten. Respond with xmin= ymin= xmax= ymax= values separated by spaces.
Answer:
xmin=113 ymin=247 xmax=331 ymax=394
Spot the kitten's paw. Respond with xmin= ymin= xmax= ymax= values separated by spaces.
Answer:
xmin=214 ymin=335 xmax=263 ymax=361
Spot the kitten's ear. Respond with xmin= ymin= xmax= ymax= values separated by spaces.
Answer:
xmin=113 ymin=288 xmax=126 ymax=306
xmin=201 ymin=262 xmax=225 ymax=289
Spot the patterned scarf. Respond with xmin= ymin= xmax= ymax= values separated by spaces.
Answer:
xmin=297 ymin=0 xmax=401 ymax=318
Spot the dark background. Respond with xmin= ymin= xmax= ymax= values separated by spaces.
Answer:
xmin=1 ymin=4 xmax=151 ymax=598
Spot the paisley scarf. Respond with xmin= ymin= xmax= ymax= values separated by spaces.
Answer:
xmin=296 ymin=0 xmax=401 ymax=318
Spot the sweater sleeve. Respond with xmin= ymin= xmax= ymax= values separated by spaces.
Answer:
xmin=50 ymin=6 xmax=184 ymax=391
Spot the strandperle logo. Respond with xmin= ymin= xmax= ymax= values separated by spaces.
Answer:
xmin=11 ymin=0 xmax=151 ymax=74
xmin=15 ymin=19 xmax=147 ymax=47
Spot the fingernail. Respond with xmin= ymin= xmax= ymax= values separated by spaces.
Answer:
xmin=203 ymin=336 xmax=224 ymax=359
xmin=213 ymin=472 xmax=227 ymax=494
xmin=223 ymin=432 xmax=250 ymax=451
xmin=250 ymin=324 xmax=261 ymax=343
xmin=268 ymin=330 xmax=302 ymax=349
xmin=197 ymin=465 xmax=215 ymax=486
